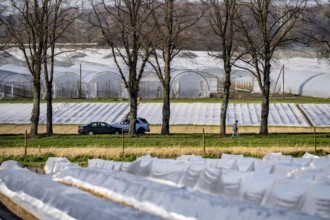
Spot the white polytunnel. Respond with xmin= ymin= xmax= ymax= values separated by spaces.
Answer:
xmin=139 ymin=71 xmax=163 ymax=99
xmin=68 ymin=51 xmax=87 ymax=59
xmin=0 ymin=69 xmax=33 ymax=98
xmin=2 ymin=49 xmax=330 ymax=99
xmin=170 ymin=69 xmax=219 ymax=98
xmin=0 ymin=51 xmax=25 ymax=66
xmin=0 ymin=65 xmax=83 ymax=98
xmin=70 ymin=64 xmax=127 ymax=99
xmin=0 ymin=64 xmax=31 ymax=75
xmin=0 ymin=70 xmax=32 ymax=82
xmin=272 ymin=70 xmax=330 ymax=98
xmin=87 ymin=71 xmax=124 ymax=98
xmin=52 ymin=74 xmax=81 ymax=99
xmin=299 ymin=73 xmax=330 ymax=98
xmin=198 ymin=68 xmax=222 ymax=94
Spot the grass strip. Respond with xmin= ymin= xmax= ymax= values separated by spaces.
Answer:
xmin=1 ymin=133 xmax=330 ymax=149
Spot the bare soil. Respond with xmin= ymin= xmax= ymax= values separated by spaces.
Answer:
xmin=0 ymin=192 xmax=37 ymax=220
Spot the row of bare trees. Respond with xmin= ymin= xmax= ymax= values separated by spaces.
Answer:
xmin=0 ymin=0 xmax=329 ymax=137
xmin=89 ymin=0 xmax=205 ymax=135
xmin=190 ymin=0 xmax=327 ymax=136
xmin=208 ymin=0 xmax=327 ymax=135
xmin=0 ymin=0 xmax=78 ymax=136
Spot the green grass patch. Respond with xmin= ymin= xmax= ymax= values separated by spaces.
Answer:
xmin=0 ymin=152 xmax=56 ymax=168
xmin=1 ymin=148 xmax=329 ymax=171
xmin=0 ymin=153 xmax=152 ymax=170
xmin=1 ymin=132 xmax=329 ymax=169
xmin=1 ymin=133 xmax=330 ymax=149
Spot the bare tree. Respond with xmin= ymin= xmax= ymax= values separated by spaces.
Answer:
xmin=148 ymin=0 xmax=204 ymax=135
xmin=205 ymin=0 xmax=239 ymax=137
xmin=1 ymin=0 xmax=51 ymax=136
xmin=300 ymin=1 xmax=330 ymax=60
xmin=90 ymin=0 xmax=154 ymax=135
xmin=43 ymin=0 xmax=78 ymax=135
xmin=1 ymin=0 xmax=78 ymax=136
xmin=0 ymin=5 xmax=9 ymax=50
xmin=235 ymin=0 xmax=307 ymax=135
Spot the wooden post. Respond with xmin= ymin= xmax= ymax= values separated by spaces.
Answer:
xmin=24 ymin=130 xmax=27 ymax=156
xmin=203 ymin=128 xmax=205 ymax=154
xmin=79 ymin=64 xmax=82 ymax=98
xmin=282 ymin=65 xmax=285 ymax=99
xmin=122 ymin=131 xmax=125 ymax=154
xmin=314 ymin=127 xmax=317 ymax=153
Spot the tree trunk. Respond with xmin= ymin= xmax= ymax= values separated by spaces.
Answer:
xmin=46 ymin=82 xmax=53 ymax=135
xmin=161 ymin=39 xmax=171 ymax=135
xmin=220 ymin=72 xmax=231 ymax=137
xmin=129 ymin=89 xmax=138 ymax=136
xmin=260 ymin=94 xmax=269 ymax=135
xmin=259 ymin=65 xmax=271 ymax=135
xmin=161 ymin=80 xmax=171 ymax=135
xmin=30 ymin=80 xmax=41 ymax=137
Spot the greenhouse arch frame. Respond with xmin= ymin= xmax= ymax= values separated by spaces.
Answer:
xmin=170 ymin=70 xmax=217 ymax=98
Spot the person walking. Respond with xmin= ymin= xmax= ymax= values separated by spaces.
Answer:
xmin=231 ymin=120 xmax=240 ymax=139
